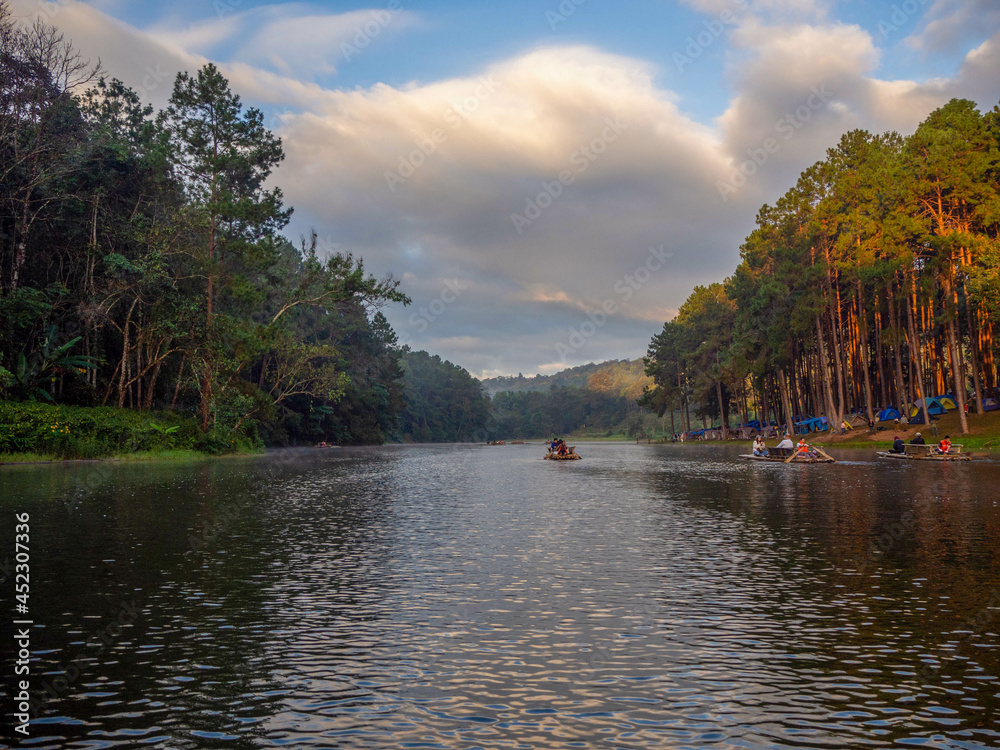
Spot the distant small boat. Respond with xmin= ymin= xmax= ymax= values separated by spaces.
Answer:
xmin=877 ymin=444 xmax=972 ymax=462
xmin=740 ymin=447 xmax=836 ymax=464
xmin=510 ymin=440 xmax=527 ymax=445
xmin=544 ymin=447 xmax=581 ymax=460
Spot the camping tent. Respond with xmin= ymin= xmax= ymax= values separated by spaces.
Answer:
xmin=877 ymin=407 xmax=902 ymax=422
xmin=983 ymin=397 xmax=999 ymax=412
xmin=795 ymin=417 xmax=826 ymax=433
xmin=910 ymin=398 xmax=948 ymax=418
xmin=933 ymin=395 xmax=958 ymax=410
xmin=847 ymin=413 xmax=868 ymax=427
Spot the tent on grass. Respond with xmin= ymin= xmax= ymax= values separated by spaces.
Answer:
xmin=933 ymin=395 xmax=958 ymax=410
xmin=877 ymin=407 xmax=902 ymax=422
xmin=983 ymin=397 xmax=999 ymax=412
xmin=795 ymin=417 xmax=826 ymax=433
xmin=910 ymin=398 xmax=948 ymax=418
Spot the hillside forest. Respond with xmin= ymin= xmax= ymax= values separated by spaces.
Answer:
xmin=643 ymin=99 xmax=1000 ymax=437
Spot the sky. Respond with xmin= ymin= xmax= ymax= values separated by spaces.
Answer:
xmin=9 ymin=0 xmax=1000 ymax=378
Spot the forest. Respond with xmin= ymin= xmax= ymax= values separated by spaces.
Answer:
xmin=642 ymin=99 xmax=1000 ymax=437
xmin=0 ymin=5 xmax=427 ymax=454
xmin=488 ymin=360 xmax=659 ymax=439
xmin=396 ymin=350 xmax=492 ymax=443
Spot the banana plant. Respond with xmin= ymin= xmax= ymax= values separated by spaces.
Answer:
xmin=15 ymin=326 xmax=99 ymax=401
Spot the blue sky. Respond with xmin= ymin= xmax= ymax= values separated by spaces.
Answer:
xmin=95 ymin=1 xmax=983 ymax=113
xmin=14 ymin=0 xmax=1000 ymax=376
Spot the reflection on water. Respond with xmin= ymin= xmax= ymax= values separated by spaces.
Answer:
xmin=2 ymin=443 xmax=1000 ymax=748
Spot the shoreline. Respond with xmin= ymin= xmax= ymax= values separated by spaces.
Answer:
xmin=0 ymin=448 xmax=264 ymax=467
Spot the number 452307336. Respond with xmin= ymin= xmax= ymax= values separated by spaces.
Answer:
xmin=15 ymin=512 xmax=29 ymax=612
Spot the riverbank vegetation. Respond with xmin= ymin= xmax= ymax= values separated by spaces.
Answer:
xmin=642 ymin=99 xmax=1000 ymax=437
xmin=0 ymin=4 xmax=416 ymax=454
xmin=0 ymin=400 xmax=259 ymax=460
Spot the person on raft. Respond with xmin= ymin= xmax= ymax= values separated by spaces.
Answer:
xmin=752 ymin=436 xmax=769 ymax=457
xmin=775 ymin=433 xmax=794 ymax=450
xmin=890 ymin=436 xmax=906 ymax=454
xmin=910 ymin=432 xmax=925 ymax=445
xmin=796 ymin=437 xmax=818 ymax=458
xmin=936 ymin=436 xmax=953 ymax=455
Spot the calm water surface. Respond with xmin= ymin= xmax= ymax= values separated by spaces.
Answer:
xmin=2 ymin=443 xmax=1000 ymax=749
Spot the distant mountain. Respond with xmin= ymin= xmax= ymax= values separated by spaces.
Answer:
xmin=479 ymin=359 xmax=651 ymax=400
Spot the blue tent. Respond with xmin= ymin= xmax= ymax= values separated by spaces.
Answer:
xmin=795 ymin=417 xmax=826 ymax=433
xmin=877 ymin=407 xmax=901 ymax=422
xmin=933 ymin=395 xmax=958 ymax=410
xmin=910 ymin=398 xmax=947 ymax=418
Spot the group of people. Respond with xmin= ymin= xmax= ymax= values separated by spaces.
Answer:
xmin=888 ymin=432 xmax=954 ymax=454
xmin=549 ymin=437 xmax=569 ymax=456
xmin=752 ymin=433 xmax=817 ymax=458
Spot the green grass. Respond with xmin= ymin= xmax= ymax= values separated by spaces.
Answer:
xmin=0 ymin=451 xmax=61 ymax=464
xmin=0 ymin=447 xmax=264 ymax=465
xmin=0 ymin=400 xmax=262 ymax=461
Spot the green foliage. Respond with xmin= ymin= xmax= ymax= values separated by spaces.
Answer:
xmin=490 ymin=386 xmax=635 ymax=439
xmin=645 ymin=98 xmax=1000 ymax=435
xmin=11 ymin=325 xmax=98 ymax=401
xmin=0 ymin=400 xmax=204 ymax=458
xmin=396 ymin=350 xmax=492 ymax=442
xmin=0 ymin=365 xmax=13 ymax=393
xmin=0 ymin=9 xmax=410 ymax=450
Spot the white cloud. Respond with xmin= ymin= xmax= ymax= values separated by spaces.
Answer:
xmin=151 ymin=3 xmax=418 ymax=79
xmin=908 ymin=0 xmax=1000 ymax=54
xmin=9 ymin=0 xmax=1000 ymax=375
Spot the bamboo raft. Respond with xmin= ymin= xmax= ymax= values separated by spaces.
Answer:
xmin=544 ymin=447 xmax=581 ymax=460
xmin=740 ymin=447 xmax=837 ymax=464
xmin=877 ymin=444 xmax=972 ymax=462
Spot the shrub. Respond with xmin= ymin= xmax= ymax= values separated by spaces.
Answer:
xmin=0 ymin=401 xmax=200 ymax=459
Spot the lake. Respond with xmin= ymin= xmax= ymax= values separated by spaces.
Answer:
xmin=2 ymin=442 xmax=1000 ymax=749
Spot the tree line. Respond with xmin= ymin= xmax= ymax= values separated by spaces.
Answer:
xmin=642 ymin=99 xmax=1000 ymax=437
xmin=489 ymin=360 xmax=658 ymax=439
xmin=0 ymin=4 xmax=419 ymax=447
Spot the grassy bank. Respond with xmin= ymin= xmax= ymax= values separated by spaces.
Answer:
xmin=0 ymin=401 xmax=261 ymax=462
xmin=806 ymin=410 xmax=1000 ymax=453
xmin=659 ymin=410 xmax=1000 ymax=454
xmin=0 ymin=449 xmax=241 ymax=465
